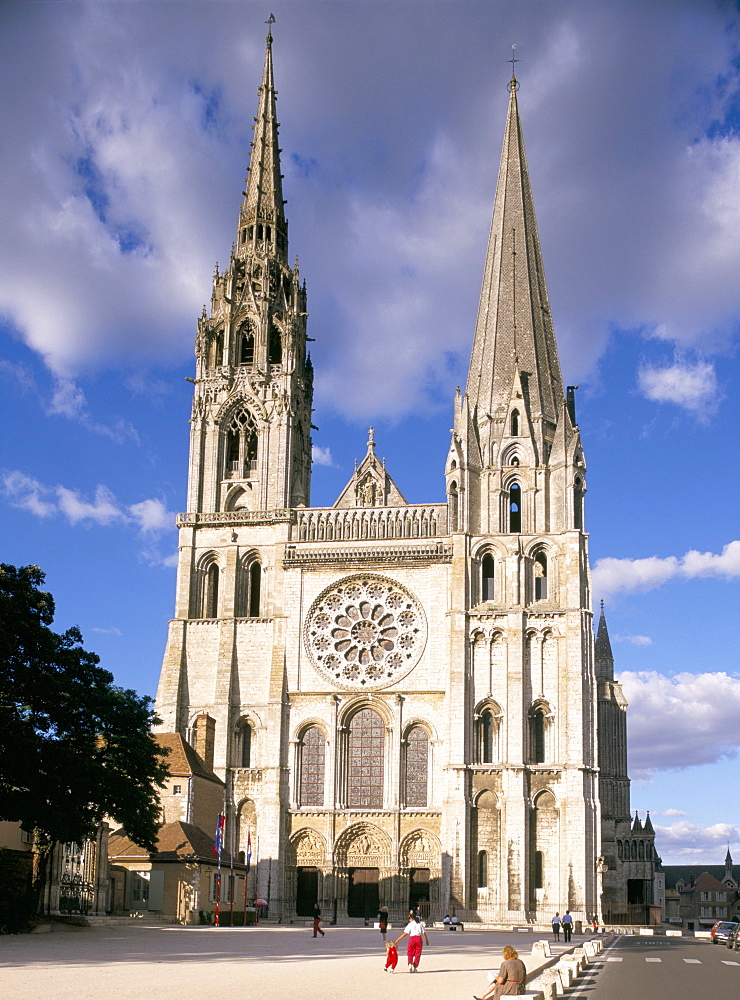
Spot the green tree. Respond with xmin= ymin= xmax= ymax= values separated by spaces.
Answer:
xmin=0 ymin=564 xmax=169 ymax=906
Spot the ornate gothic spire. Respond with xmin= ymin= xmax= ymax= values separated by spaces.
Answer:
xmin=466 ymin=72 xmax=564 ymax=433
xmin=237 ymin=23 xmax=287 ymax=262
xmin=595 ymin=601 xmax=615 ymax=680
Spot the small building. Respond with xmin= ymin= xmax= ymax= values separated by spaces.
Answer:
xmin=662 ymin=850 xmax=739 ymax=929
xmin=108 ymin=733 xmax=250 ymax=923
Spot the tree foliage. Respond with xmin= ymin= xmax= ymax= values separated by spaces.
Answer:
xmin=0 ymin=564 xmax=169 ymax=854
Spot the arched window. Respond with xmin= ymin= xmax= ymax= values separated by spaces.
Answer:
xmin=478 ymin=850 xmax=488 ymax=889
xmin=509 ymin=483 xmax=521 ymax=533
xmin=534 ymin=850 xmax=544 ymax=889
xmin=209 ymin=332 xmax=223 ymax=368
xmin=205 ymin=564 xmax=219 ymax=618
xmin=638 ymin=841 xmax=645 ymax=860
xmin=249 ymin=562 xmax=261 ymax=617
xmin=240 ymin=723 xmax=252 ymax=768
xmin=193 ymin=714 xmax=216 ymax=770
xmin=224 ymin=410 xmax=258 ymax=479
xmin=240 ymin=327 xmax=255 ymax=365
xmin=574 ymin=476 xmax=584 ymax=530
xmin=530 ymin=707 xmax=546 ymax=764
xmin=268 ymin=324 xmax=282 ymax=365
xmin=299 ymin=726 xmax=325 ymax=806
xmin=449 ymin=481 xmax=458 ymax=531
xmin=404 ymin=726 xmax=429 ymax=807
xmin=631 ymin=840 xmax=637 ymax=860
xmin=477 ymin=707 xmax=500 ymax=764
xmin=482 ymin=553 xmax=495 ymax=601
xmin=347 ymin=708 xmax=384 ymax=808
xmin=236 ymin=558 xmax=262 ymax=618
xmin=531 ymin=791 xmax=558 ymax=905
xmin=534 ymin=553 xmax=548 ymax=600
xmin=510 ymin=409 xmax=519 ymax=436
xmin=617 ymin=839 xmax=623 ymax=860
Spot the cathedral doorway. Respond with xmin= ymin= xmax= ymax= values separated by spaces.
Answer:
xmin=408 ymin=867 xmax=430 ymax=915
xmin=296 ymin=867 xmax=319 ymax=916
xmin=347 ymin=868 xmax=379 ymax=918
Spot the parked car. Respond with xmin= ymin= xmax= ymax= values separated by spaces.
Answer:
xmin=710 ymin=920 xmax=738 ymax=944
xmin=726 ymin=925 xmax=740 ymax=950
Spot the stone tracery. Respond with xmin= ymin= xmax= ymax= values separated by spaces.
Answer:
xmin=304 ymin=574 xmax=427 ymax=689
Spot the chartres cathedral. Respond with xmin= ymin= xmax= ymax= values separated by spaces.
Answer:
xmin=155 ymin=29 xmax=657 ymax=925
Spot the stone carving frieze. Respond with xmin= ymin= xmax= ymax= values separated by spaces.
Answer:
xmin=400 ymin=829 xmax=441 ymax=868
xmin=291 ymin=828 xmax=326 ymax=865
xmin=304 ymin=573 xmax=427 ymax=690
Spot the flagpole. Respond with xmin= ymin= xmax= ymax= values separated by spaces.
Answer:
xmin=254 ymin=835 xmax=260 ymax=926
xmin=214 ymin=812 xmax=224 ymax=927
xmin=243 ymin=829 xmax=251 ymax=927
xmin=229 ymin=811 xmax=235 ymax=925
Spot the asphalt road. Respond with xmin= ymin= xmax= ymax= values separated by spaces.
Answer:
xmin=571 ymin=933 xmax=740 ymax=1000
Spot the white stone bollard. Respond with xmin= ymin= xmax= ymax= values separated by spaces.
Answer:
xmin=531 ymin=940 xmax=552 ymax=958
xmin=665 ymin=929 xmax=682 ymax=937
xmin=639 ymin=927 xmax=654 ymax=936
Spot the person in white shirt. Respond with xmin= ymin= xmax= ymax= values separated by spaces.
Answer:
xmin=394 ymin=910 xmax=429 ymax=972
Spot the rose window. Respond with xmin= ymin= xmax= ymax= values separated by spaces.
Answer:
xmin=304 ymin=574 xmax=427 ymax=689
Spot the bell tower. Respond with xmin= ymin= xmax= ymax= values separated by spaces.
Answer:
xmin=189 ymin=24 xmax=312 ymax=516
xmin=446 ymin=69 xmax=599 ymax=922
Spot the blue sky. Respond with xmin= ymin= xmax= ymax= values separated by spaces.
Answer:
xmin=1 ymin=0 xmax=739 ymax=865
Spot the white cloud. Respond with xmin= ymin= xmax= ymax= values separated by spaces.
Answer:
xmin=653 ymin=821 xmax=740 ymax=862
xmin=311 ymin=445 xmax=336 ymax=467
xmin=614 ymin=634 xmax=652 ymax=646
xmin=592 ymin=540 xmax=740 ymax=601
xmin=90 ymin=625 xmax=122 ymax=637
xmin=1 ymin=469 xmax=174 ymax=536
xmin=662 ymin=809 xmax=688 ymax=818
xmin=0 ymin=4 xmax=737 ymax=424
xmin=47 ymin=378 xmax=139 ymax=444
xmin=128 ymin=498 xmax=174 ymax=533
xmin=2 ymin=471 xmax=57 ymax=518
xmin=638 ymin=358 xmax=719 ymax=415
xmin=618 ymin=670 xmax=740 ymax=777
xmin=55 ymin=484 xmax=126 ymax=527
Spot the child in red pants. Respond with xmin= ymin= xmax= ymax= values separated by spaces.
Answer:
xmin=384 ymin=941 xmax=398 ymax=972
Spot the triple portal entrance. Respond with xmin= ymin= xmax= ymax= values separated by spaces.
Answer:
xmin=296 ymin=866 xmax=430 ymax=918
xmin=291 ymin=823 xmax=440 ymax=919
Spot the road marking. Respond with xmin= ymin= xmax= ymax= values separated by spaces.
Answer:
xmin=605 ymin=957 xmax=623 ymax=962
xmin=721 ymin=960 xmax=740 ymax=966
xmin=683 ymin=959 xmax=701 ymax=964
xmin=645 ymin=957 xmax=662 ymax=963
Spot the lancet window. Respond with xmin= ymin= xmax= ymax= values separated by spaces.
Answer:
xmin=299 ymin=726 xmax=325 ymax=807
xmin=534 ymin=553 xmax=548 ymax=600
xmin=404 ymin=726 xmax=429 ymax=808
xmin=508 ymin=483 xmax=522 ymax=533
xmin=481 ymin=553 xmax=495 ymax=601
xmin=224 ymin=409 xmax=258 ymax=480
xmin=347 ymin=708 xmax=384 ymax=808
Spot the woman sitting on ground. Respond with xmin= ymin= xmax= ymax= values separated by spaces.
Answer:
xmin=474 ymin=945 xmax=527 ymax=998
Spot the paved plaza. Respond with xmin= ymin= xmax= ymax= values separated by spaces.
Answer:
xmin=0 ymin=922 xmax=578 ymax=1000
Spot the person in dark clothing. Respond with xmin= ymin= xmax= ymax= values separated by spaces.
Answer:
xmin=562 ymin=910 xmax=573 ymax=942
xmin=312 ymin=902 xmax=325 ymax=937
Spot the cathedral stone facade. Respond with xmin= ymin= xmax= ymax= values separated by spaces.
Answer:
xmin=155 ymin=31 xmax=655 ymax=925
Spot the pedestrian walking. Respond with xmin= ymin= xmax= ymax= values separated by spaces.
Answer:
xmin=312 ymin=902 xmax=325 ymax=937
xmin=394 ymin=910 xmax=429 ymax=972
xmin=561 ymin=910 xmax=573 ymax=942
xmin=384 ymin=941 xmax=398 ymax=972
xmin=551 ymin=912 xmax=561 ymax=941
xmin=378 ymin=905 xmax=389 ymax=940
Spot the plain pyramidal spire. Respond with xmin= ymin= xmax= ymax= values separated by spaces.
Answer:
xmin=466 ymin=65 xmax=564 ymax=431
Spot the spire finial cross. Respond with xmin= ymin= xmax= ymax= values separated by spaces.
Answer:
xmin=508 ymin=44 xmax=520 ymax=92
xmin=266 ymin=12 xmax=275 ymax=41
